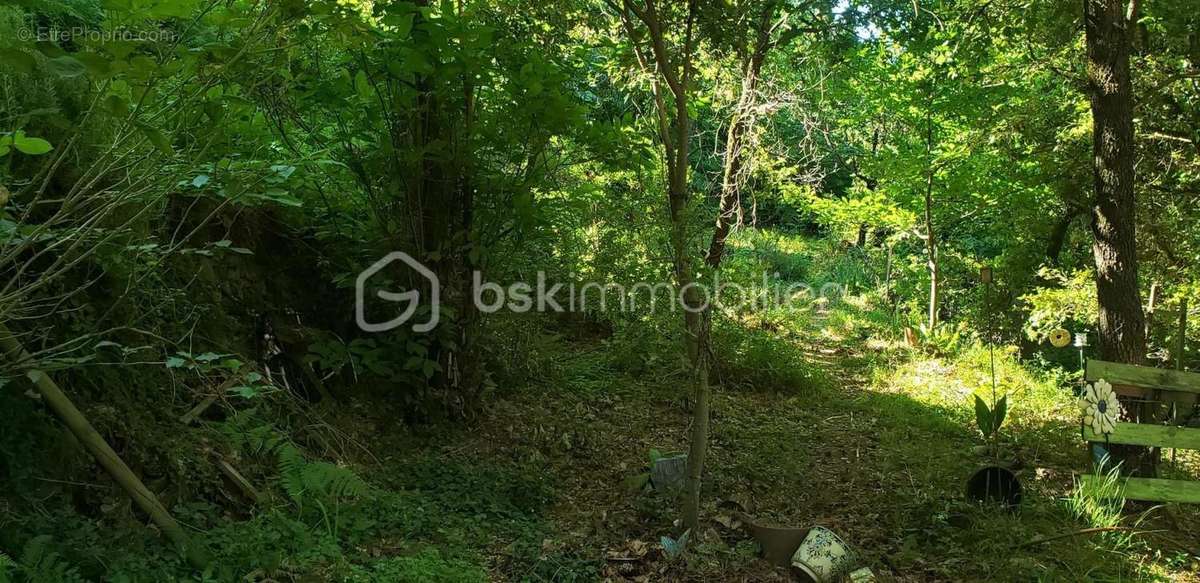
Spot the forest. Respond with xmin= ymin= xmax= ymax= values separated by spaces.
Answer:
xmin=1 ymin=0 xmax=1199 ymax=580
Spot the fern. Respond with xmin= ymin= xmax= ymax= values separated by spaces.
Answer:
xmin=220 ymin=410 xmax=285 ymax=456
xmin=220 ymin=416 xmax=371 ymax=507
xmin=275 ymin=444 xmax=371 ymax=506
xmin=277 ymin=443 xmax=309 ymax=502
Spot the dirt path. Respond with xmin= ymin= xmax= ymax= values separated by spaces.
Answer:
xmin=362 ymin=314 xmax=1200 ymax=581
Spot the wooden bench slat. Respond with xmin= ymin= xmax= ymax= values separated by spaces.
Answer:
xmin=1083 ymin=422 xmax=1200 ymax=450
xmin=1085 ymin=360 xmax=1200 ymax=394
xmin=1079 ymin=475 xmax=1200 ymax=504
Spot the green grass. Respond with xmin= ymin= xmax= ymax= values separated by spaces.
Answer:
xmin=786 ymin=271 xmax=1195 ymax=581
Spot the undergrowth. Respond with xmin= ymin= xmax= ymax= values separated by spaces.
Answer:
xmin=2 ymin=232 xmax=1196 ymax=582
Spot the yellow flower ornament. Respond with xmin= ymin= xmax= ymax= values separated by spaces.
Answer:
xmin=1079 ymin=379 xmax=1119 ymax=436
xmin=1049 ymin=328 xmax=1071 ymax=348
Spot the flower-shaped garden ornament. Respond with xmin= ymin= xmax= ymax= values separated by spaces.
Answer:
xmin=1079 ymin=379 xmax=1119 ymax=436
xmin=1049 ymin=328 xmax=1071 ymax=348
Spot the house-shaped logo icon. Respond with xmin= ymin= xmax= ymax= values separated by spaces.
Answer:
xmin=355 ymin=252 xmax=440 ymax=333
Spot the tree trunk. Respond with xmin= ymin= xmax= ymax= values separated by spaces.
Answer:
xmin=923 ymin=110 xmax=939 ymax=330
xmin=1086 ymin=0 xmax=1146 ymax=366
xmin=924 ymin=171 xmax=938 ymax=330
xmin=705 ymin=7 xmax=772 ymax=269
xmin=619 ymin=0 xmax=706 ymax=532
xmin=706 ymin=54 xmax=763 ymax=268
xmin=693 ymin=1 xmax=797 ymax=531
xmin=1045 ymin=208 xmax=1079 ymax=265
xmin=402 ymin=1 xmax=482 ymax=412
xmin=1085 ymin=0 xmax=1153 ymax=474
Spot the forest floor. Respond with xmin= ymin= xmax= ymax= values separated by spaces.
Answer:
xmin=335 ymin=294 xmax=1200 ymax=582
xmin=11 ymin=240 xmax=1198 ymax=582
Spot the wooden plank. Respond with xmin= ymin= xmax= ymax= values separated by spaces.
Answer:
xmin=179 ymin=396 xmax=218 ymax=425
xmin=1085 ymin=360 xmax=1200 ymax=394
xmin=1079 ymin=475 xmax=1200 ymax=504
xmin=213 ymin=456 xmax=262 ymax=504
xmin=1083 ymin=422 xmax=1200 ymax=450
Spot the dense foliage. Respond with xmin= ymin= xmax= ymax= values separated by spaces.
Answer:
xmin=0 ymin=0 xmax=1197 ymax=580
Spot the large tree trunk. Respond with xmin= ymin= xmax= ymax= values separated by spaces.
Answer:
xmin=401 ymin=1 xmax=482 ymax=413
xmin=1085 ymin=0 xmax=1153 ymax=474
xmin=1085 ymin=0 xmax=1146 ymax=364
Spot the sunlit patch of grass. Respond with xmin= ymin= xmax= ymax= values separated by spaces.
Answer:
xmin=712 ymin=320 xmax=831 ymax=394
xmin=870 ymin=342 xmax=1074 ymax=431
xmin=818 ymin=324 xmax=847 ymax=343
xmin=864 ymin=336 xmax=901 ymax=352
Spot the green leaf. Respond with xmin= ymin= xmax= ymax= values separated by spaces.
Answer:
xmin=974 ymin=394 xmax=993 ymax=437
xmin=191 ymin=174 xmax=210 ymax=188
xmin=145 ymin=0 xmax=197 ymax=18
xmin=130 ymin=56 xmax=159 ymax=77
xmin=257 ymin=189 xmax=302 ymax=207
xmin=165 ymin=356 xmax=188 ymax=368
xmin=354 ymin=70 xmax=372 ymax=98
xmin=230 ymin=385 xmax=258 ymax=398
xmin=12 ymin=134 xmax=52 ymax=155
xmin=384 ymin=12 xmax=413 ymax=37
xmin=993 ymin=394 xmax=1008 ymax=434
xmin=211 ymin=239 xmax=252 ymax=254
xmin=75 ymin=52 xmax=112 ymax=76
xmin=135 ymin=122 xmax=173 ymax=155
xmin=46 ymin=56 xmax=86 ymax=78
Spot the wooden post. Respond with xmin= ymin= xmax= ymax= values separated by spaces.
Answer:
xmin=0 ymin=324 xmax=208 ymax=569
